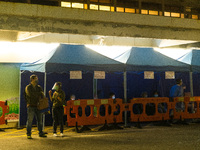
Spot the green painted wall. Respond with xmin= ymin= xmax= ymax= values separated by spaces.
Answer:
xmin=0 ymin=63 xmax=21 ymax=101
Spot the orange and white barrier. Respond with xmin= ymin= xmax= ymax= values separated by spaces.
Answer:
xmin=129 ymin=97 xmax=171 ymax=122
xmin=63 ymin=97 xmax=200 ymax=128
xmin=64 ymin=98 xmax=125 ymax=127
xmin=172 ymin=97 xmax=200 ymax=120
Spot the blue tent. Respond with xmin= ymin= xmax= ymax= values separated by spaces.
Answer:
xmin=20 ymin=44 xmax=125 ymax=72
xmin=178 ymin=49 xmax=200 ymax=72
xmin=115 ymin=47 xmax=190 ymax=72
xmin=19 ymin=44 xmax=125 ymax=127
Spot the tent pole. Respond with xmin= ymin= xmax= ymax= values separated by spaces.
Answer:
xmin=18 ymin=71 xmax=22 ymax=129
xmin=43 ymin=72 xmax=47 ymax=130
xmin=123 ymin=71 xmax=128 ymax=127
xmin=93 ymin=78 xmax=97 ymax=98
xmin=190 ymin=72 xmax=193 ymax=97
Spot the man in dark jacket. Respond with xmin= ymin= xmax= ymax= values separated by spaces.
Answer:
xmin=25 ymin=74 xmax=47 ymax=139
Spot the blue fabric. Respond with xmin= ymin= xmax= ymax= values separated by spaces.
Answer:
xmin=20 ymin=44 xmax=124 ymax=72
xmin=97 ymin=72 xmax=124 ymax=99
xmin=20 ymin=71 xmax=93 ymax=126
xmin=115 ymin=47 xmax=190 ymax=72
xmin=169 ymin=85 xmax=183 ymax=97
xmin=178 ymin=49 xmax=200 ymax=72
xmin=127 ymin=71 xmax=190 ymax=99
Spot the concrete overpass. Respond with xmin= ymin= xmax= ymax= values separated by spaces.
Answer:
xmin=0 ymin=1 xmax=199 ymax=48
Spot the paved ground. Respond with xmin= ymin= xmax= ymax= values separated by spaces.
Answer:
xmin=0 ymin=123 xmax=200 ymax=150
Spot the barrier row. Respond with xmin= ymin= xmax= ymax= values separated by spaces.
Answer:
xmin=64 ymin=97 xmax=200 ymax=127
xmin=0 ymin=101 xmax=9 ymax=125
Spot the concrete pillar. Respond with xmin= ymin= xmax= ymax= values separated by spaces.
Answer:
xmin=161 ymin=0 xmax=165 ymax=16
xmin=58 ymin=0 xmax=61 ymax=7
xmin=113 ymin=0 xmax=117 ymax=12
xmin=87 ymin=0 xmax=90 ymax=10
xmin=138 ymin=0 xmax=142 ymax=14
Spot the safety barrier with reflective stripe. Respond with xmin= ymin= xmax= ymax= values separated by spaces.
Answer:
xmin=64 ymin=98 xmax=125 ymax=126
xmin=129 ymin=97 xmax=171 ymax=122
xmin=172 ymin=97 xmax=200 ymax=120
xmin=0 ymin=101 xmax=9 ymax=125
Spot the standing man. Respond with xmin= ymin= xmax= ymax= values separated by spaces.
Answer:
xmin=170 ymin=79 xmax=186 ymax=98
xmin=49 ymin=82 xmax=66 ymax=137
xmin=169 ymin=79 xmax=188 ymax=124
xmin=25 ymin=74 xmax=47 ymax=139
xmin=170 ymin=79 xmax=186 ymax=112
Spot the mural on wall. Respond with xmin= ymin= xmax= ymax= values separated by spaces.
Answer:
xmin=0 ymin=63 xmax=21 ymax=122
xmin=5 ymin=97 xmax=19 ymax=121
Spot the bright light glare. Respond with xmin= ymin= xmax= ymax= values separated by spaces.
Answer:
xmin=86 ymin=45 xmax=131 ymax=59
xmin=154 ymin=48 xmax=191 ymax=60
xmin=0 ymin=42 xmax=59 ymax=63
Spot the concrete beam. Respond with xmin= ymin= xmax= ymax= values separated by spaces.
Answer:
xmin=0 ymin=2 xmax=200 ymax=41
xmin=0 ymin=30 xmax=18 ymax=41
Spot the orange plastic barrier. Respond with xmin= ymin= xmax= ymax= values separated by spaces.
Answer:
xmin=63 ymin=96 xmax=200 ymax=127
xmin=64 ymin=98 xmax=125 ymax=127
xmin=172 ymin=97 xmax=200 ymax=120
xmin=0 ymin=101 xmax=9 ymax=125
xmin=129 ymin=97 xmax=171 ymax=122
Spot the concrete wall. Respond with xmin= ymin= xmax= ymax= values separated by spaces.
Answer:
xmin=0 ymin=2 xmax=200 ymax=41
xmin=0 ymin=63 xmax=20 ymax=101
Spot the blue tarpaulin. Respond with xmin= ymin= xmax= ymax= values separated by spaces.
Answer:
xmin=20 ymin=44 xmax=125 ymax=72
xmin=178 ymin=49 xmax=200 ymax=72
xmin=115 ymin=47 xmax=190 ymax=72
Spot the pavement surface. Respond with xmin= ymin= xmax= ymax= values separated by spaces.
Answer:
xmin=0 ymin=123 xmax=200 ymax=150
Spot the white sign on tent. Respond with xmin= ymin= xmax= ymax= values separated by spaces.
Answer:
xmin=94 ymin=71 xmax=105 ymax=79
xmin=165 ymin=71 xmax=175 ymax=79
xmin=144 ymin=71 xmax=154 ymax=79
xmin=70 ymin=71 xmax=82 ymax=79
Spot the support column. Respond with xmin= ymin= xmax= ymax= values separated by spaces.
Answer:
xmin=18 ymin=71 xmax=22 ymax=128
xmin=43 ymin=72 xmax=47 ymax=130
xmin=113 ymin=0 xmax=117 ymax=12
xmin=58 ymin=0 xmax=61 ymax=7
xmin=189 ymin=72 xmax=193 ymax=97
xmin=138 ymin=0 xmax=142 ymax=14
xmin=87 ymin=0 xmax=90 ymax=10
xmin=123 ymin=71 xmax=128 ymax=127
xmin=93 ymin=79 xmax=97 ymax=98
xmin=161 ymin=0 xmax=165 ymax=16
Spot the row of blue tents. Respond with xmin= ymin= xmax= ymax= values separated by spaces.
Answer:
xmin=21 ymin=44 xmax=193 ymax=72
xmin=19 ymin=44 xmax=200 ymax=126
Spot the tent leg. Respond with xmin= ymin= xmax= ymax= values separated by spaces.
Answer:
xmin=18 ymin=71 xmax=22 ymax=129
xmin=124 ymin=71 xmax=128 ymax=127
xmin=43 ymin=72 xmax=47 ymax=131
xmin=190 ymin=72 xmax=193 ymax=97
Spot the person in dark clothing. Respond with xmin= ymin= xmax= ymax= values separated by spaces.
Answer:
xmin=170 ymin=79 xmax=186 ymax=112
xmin=25 ymin=74 xmax=47 ymax=139
xmin=49 ymin=82 xmax=66 ymax=137
xmin=169 ymin=79 xmax=188 ymax=124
